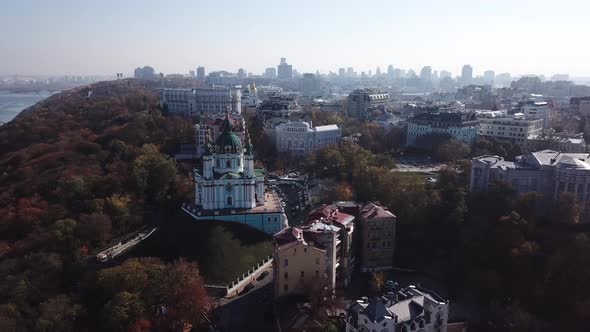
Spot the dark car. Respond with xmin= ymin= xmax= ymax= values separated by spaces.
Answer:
xmin=256 ymin=271 xmax=269 ymax=281
xmin=239 ymin=283 xmax=255 ymax=296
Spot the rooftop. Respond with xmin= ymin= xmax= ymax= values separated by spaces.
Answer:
xmin=314 ymin=124 xmax=340 ymax=132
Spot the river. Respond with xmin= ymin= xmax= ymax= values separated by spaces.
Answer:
xmin=0 ymin=91 xmax=55 ymax=123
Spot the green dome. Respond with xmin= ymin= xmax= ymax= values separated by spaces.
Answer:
xmin=215 ymin=131 xmax=242 ymax=152
xmin=215 ymin=111 xmax=242 ymax=154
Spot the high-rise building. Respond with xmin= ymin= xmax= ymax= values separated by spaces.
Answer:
xmin=347 ymin=67 xmax=354 ymax=77
xmin=420 ymin=66 xmax=432 ymax=82
xmin=298 ymin=73 xmax=321 ymax=97
xmin=134 ymin=66 xmax=156 ymax=79
xmin=189 ymin=70 xmax=195 ymax=78
xmin=237 ymin=68 xmax=246 ymax=80
xmin=196 ymin=66 xmax=205 ymax=81
xmin=277 ymin=57 xmax=293 ymax=80
xmin=387 ymin=65 xmax=394 ymax=77
xmin=439 ymin=70 xmax=452 ymax=79
xmin=338 ymin=68 xmax=345 ymax=77
xmin=347 ymin=88 xmax=389 ymax=119
xmin=375 ymin=66 xmax=381 ymax=77
xmin=483 ymin=70 xmax=495 ymax=83
xmin=264 ymin=67 xmax=277 ymax=79
xmin=461 ymin=65 xmax=473 ymax=84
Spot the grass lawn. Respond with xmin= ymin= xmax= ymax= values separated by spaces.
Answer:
xmin=123 ymin=212 xmax=273 ymax=285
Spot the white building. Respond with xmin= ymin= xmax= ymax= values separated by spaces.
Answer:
xmin=521 ymin=101 xmax=550 ymax=128
xmin=184 ymin=112 xmax=287 ymax=235
xmin=346 ymin=286 xmax=449 ymax=332
xmin=160 ymin=86 xmax=242 ymax=117
xmin=470 ymin=150 xmax=590 ymax=211
xmin=241 ymin=83 xmax=259 ymax=109
xmin=275 ymin=120 xmax=341 ymax=154
xmin=478 ymin=112 xmax=543 ymax=146
xmin=406 ymin=112 xmax=479 ymax=147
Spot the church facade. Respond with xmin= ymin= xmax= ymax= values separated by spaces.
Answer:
xmin=183 ymin=112 xmax=287 ymax=235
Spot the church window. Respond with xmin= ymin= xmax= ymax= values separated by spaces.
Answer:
xmin=227 ymin=196 xmax=232 ymax=206
xmin=226 ymin=160 xmax=231 ymax=168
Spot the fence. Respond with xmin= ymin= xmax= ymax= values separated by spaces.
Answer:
xmin=206 ymin=255 xmax=273 ymax=298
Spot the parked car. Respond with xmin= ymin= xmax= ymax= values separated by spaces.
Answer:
xmin=239 ymin=283 xmax=255 ymax=295
xmin=385 ymin=280 xmax=398 ymax=291
xmin=256 ymin=271 xmax=269 ymax=281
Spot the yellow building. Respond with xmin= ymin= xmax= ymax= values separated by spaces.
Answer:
xmin=273 ymin=227 xmax=327 ymax=298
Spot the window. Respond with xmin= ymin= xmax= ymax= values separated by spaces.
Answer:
xmin=315 ymin=270 xmax=319 ymax=277
xmin=300 ymin=271 xmax=304 ymax=279
xmin=304 ymin=247 xmax=307 ymax=253
xmin=238 ymin=159 xmax=241 ymax=166
xmin=227 ymin=196 xmax=232 ymax=206
xmin=315 ymin=257 xmax=320 ymax=265
xmin=284 ymin=259 xmax=288 ymax=267
xmin=284 ymin=284 xmax=288 ymax=291
xmin=294 ymin=248 xmax=297 ymax=255
xmin=226 ymin=160 xmax=231 ymax=168
xmin=284 ymin=272 xmax=288 ymax=279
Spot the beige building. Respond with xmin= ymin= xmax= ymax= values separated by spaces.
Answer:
xmin=359 ymin=203 xmax=396 ymax=272
xmin=273 ymin=227 xmax=327 ymax=298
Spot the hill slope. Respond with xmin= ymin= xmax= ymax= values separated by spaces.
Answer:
xmin=0 ymin=80 xmax=204 ymax=330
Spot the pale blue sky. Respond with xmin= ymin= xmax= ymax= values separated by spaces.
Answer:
xmin=1 ymin=0 xmax=589 ymax=77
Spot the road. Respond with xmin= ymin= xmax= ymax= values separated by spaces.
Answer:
xmin=270 ymin=180 xmax=308 ymax=226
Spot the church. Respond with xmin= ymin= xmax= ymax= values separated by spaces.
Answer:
xmin=183 ymin=111 xmax=287 ymax=235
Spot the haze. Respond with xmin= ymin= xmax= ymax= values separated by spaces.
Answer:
xmin=1 ymin=0 xmax=589 ymax=77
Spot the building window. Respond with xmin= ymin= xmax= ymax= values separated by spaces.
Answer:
xmin=315 ymin=270 xmax=319 ymax=277
xmin=227 ymin=196 xmax=232 ymax=206
xmin=284 ymin=272 xmax=288 ymax=279
xmin=294 ymin=248 xmax=297 ymax=255
xmin=304 ymin=247 xmax=307 ymax=253
xmin=284 ymin=259 xmax=288 ymax=267
xmin=300 ymin=271 xmax=304 ymax=279
xmin=226 ymin=160 xmax=231 ymax=168
xmin=284 ymin=284 xmax=288 ymax=292
xmin=315 ymin=257 xmax=320 ymax=265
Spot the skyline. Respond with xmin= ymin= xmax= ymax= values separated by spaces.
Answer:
xmin=1 ymin=0 xmax=589 ymax=77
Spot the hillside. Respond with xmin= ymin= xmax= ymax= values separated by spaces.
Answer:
xmin=0 ymin=80 xmax=210 ymax=330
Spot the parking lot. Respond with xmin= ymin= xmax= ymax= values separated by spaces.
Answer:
xmin=394 ymin=156 xmax=448 ymax=173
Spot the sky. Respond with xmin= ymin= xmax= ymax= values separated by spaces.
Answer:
xmin=1 ymin=0 xmax=589 ymax=77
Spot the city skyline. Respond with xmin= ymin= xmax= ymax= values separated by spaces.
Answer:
xmin=1 ymin=0 xmax=589 ymax=77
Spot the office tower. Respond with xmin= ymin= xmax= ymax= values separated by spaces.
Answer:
xmin=387 ymin=65 xmax=394 ymax=77
xmin=197 ymin=66 xmax=206 ymax=81
xmin=376 ymin=67 xmax=381 ymax=77
xmin=237 ymin=68 xmax=246 ymax=80
xmin=368 ymin=70 xmax=372 ymax=78
xmin=189 ymin=70 xmax=195 ymax=77
xmin=134 ymin=66 xmax=156 ymax=79
xmin=298 ymin=73 xmax=321 ymax=97
xmin=264 ymin=67 xmax=277 ymax=79
xmin=347 ymin=88 xmax=389 ymax=119
xmin=420 ymin=66 xmax=432 ymax=82
xmin=439 ymin=70 xmax=452 ymax=79
xmin=483 ymin=70 xmax=495 ymax=83
xmin=461 ymin=65 xmax=473 ymax=85
xmin=277 ymin=57 xmax=293 ymax=80
xmin=347 ymin=67 xmax=354 ymax=77
xmin=338 ymin=68 xmax=345 ymax=77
